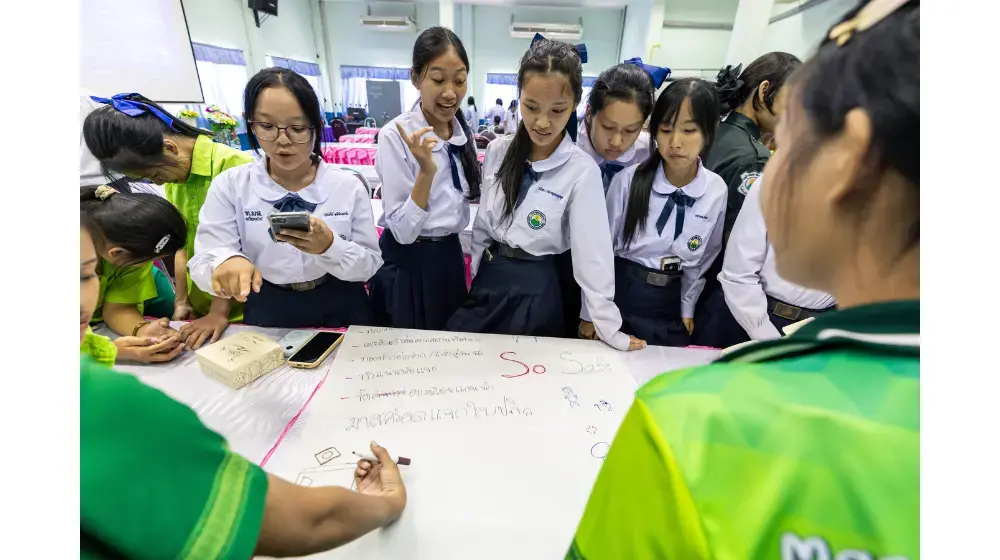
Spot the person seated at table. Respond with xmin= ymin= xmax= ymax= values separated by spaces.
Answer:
xmin=80 ymin=219 xmax=409 ymax=558
xmin=369 ymin=26 xmax=481 ymax=331
xmin=189 ymin=67 xmax=382 ymax=329
xmin=568 ymin=1 xmax=918 ymax=557
xmin=84 ymin=92 xmax=253 ymax=350
xmin=82 ymin=185 xmax=188 ymax=364
xmin=492 ymin=115 xmax=505 ymax=134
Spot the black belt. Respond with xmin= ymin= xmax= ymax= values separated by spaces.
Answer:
xmin=622 ymin=260 xmax=681 ymax=287
xmin=766 ymin=295 xmax=834 ymax=321
xmin=268 ymin=275 xmax=330 ymax=292
xmin=488 ymin=242 xmax=550 ymax=262
xmin=416 ymin=233 xmax=457 ymax=243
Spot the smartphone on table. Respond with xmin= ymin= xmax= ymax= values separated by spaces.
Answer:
xmin=287 ymin=331 xmax=344 ymax=369
xmin=268 ymin=211 xmax=311 ymax=242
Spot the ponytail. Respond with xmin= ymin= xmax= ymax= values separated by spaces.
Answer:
xmin=714 ymin=52 xmax=802 ymax=117
xmin=454 ymin=107 xmax=483 ymax=200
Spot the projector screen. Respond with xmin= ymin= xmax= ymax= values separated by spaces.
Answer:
xmin=81 ymin=0 xmax=204 ymax=103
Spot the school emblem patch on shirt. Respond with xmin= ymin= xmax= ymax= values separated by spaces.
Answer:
xmin=527 ymin=210 xmax=547 ymax=230
xmin=687 ymin=235 xmax=703 ymax=251
xmin=738 ymin=171 xmax=761 ymax=195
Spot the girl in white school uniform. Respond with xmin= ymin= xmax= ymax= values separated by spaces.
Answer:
xmin=189 ymin=68 xmax=382 ymax=328
xmin=369 ymin=27 xmax=482 ymax=330
xmin=447 ymin=36 xmax=645 ymax=352
xmin=581 ymin=78 xmax=727 ymax=347
xmin=577 ymin=59 xmax=666 ymax=192
xmin=720 ymin=173 xmax=836 ymax=340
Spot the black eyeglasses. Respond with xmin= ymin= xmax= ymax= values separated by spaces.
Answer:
xmin=249 ymin=121 xmax=315 ymax=144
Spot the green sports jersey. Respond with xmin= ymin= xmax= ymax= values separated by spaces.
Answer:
xmin=568 ymin=300 xmax=919 ymax=560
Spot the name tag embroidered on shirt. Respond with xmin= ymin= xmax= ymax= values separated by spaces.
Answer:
xmin=325 ymin=211 xmax=349 ymax=217
xmin=536 ymin=187 xmax=564 ymax=201
xmin=695 ymin=214 xmax=709 ymax=220
xmin=245 ymin=210 xmax=263 ymax=222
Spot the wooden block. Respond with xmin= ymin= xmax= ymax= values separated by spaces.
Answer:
xmin=195 ymin=331 xmax=285 ymax=389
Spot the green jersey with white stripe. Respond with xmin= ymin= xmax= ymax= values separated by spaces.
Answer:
xmin=568 ymin=301 xmax=919 ymax=560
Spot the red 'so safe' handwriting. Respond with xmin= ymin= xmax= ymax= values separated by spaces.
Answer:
xmin=500 ymin=351 xmax=546 ymax=378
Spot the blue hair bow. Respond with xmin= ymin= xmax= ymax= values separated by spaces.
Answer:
xmin=90 ymin=93 xmax=176 ymax=129
xmin=531 ymin=33 xmax=588 ymax=63
xmin=623 ymin=58 xmax=671 ymax=89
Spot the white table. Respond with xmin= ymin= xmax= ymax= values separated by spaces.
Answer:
xmin=103 ymin=323 xmax=719 ymax=470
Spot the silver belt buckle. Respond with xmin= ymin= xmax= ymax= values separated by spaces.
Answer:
xmin=646 ymin=271 xmax=669 ymax=287
xmin=289 ymin=280 xmax=316 ymax=292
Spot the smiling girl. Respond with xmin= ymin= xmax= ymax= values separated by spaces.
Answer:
xmin=447 ymin=36 xmax=644 ymax=352
xmin=370 ymin=27 xmax=481 ymax=331
xmin=188 ymin=68 xmax=382 ymax=328
xmin=577 ymin=62 xmax=662 ymax=192
xmin=581 ymin=79 xmax=727 ymax=347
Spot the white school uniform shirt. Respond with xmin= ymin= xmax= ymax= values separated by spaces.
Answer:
xmin=605 ymin=159 xmax=727 ymax=319
xmin=503 ymin=109 xmax=518 ymax=132
xmin=719 ymin=175 xmax=836 ymax=340
xmin=470 ymin=132 xmax=631 ymax=352
xmin=376 ymin=110 xmax=472 ymax=244
xmin=464 ymin=106 xmax=479 ymax=127
xmin=188 ymin=158 xmax=383 ymax=295
xmin=485 ymin=104 xmax=506 ymax=124
xmin=576 ymin=124 xmax=651 ymax=189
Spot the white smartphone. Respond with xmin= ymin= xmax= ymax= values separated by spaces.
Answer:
xmin=277 ymin=330 xmax=317 ymax=359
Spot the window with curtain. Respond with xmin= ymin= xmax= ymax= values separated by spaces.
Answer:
xmin=267 ymin=55 xmax=326 ymax=111
xmin=190 ymin=43 xmax=249 ymax=134
xmin=340 ymin=66 xmax=415 ymax=116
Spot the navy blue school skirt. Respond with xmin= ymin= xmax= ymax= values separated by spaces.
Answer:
xmin=369 ymin=230 xmax=468 ymax=330
xmin=445 ymin=246 xmax=564 ymax=337
xmin=555 ymin=251 xmax=582 ymax=338
xmin=691 ymin=285 xmax=750 ymax=348
xmin=614 ymin=257 xmax=690 ymax=347
xmin=244 ymin=275 xmax=373 ymax=329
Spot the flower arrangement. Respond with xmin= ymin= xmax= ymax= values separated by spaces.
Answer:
xmin=205 ymin=105 xmax=237 ymax=128
xmin=178 ymin=109 xmax=199 ymax=119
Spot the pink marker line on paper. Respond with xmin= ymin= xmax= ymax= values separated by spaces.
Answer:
xmin=260 ymin=366 xmax=331 ymax=467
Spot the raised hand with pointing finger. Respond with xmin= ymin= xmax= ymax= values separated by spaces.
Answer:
xmin=395 ymin=123 xmax=438 ymax=174
xmin=212 ymin=256 xmax=262 ymax=303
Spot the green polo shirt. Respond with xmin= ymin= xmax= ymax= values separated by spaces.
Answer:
xmin=81 ymin=356 xmax=268 ymax=559
xmin=92 ymin=260 xmax=157 ymax=325
xmin=164 ymin=135 xmax=252 ymax=319
xmin=568 ymin=300 xmax=919 ymax=560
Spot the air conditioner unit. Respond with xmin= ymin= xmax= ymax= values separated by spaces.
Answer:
xmin=360 ymin=15 xmax=417 ymax=32
xmin=510 ymin=20 xmax=583 ymax=41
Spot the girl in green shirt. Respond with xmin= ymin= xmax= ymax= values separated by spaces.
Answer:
xmin=80 ymin=218 xmax=409 ymax=558
xmin=82 ymin=185 xmax=188 ymax=364
xmin=84 ymin=93 xmax=253 ymax=350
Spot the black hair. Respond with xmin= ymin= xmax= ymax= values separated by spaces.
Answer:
xmin=244 ymin=67 xmax=324 ymax=162
xmin=508 ymin=100 xmax=518 ymax=111
xmin=495 ymin=98 xmax=503 ymax=105
xmin=495 ymin=37 xmax=584 ymax=225
xmin=715 ymin=52 xmax=801 ymax=116
xmin=777 ymin=0 xmax=919 ymax=251
xmin=621 ymin=78 xmax=719 ymax=248
xmin=493 ymin=115 xmax=502 ymax=126
xmin=411 ymin=26 xmax=482 ymax=200
xmin=468 ymin=96 xmax=477 ymax=109
xmin=585 ymin=63 xmax=655 ymax=139
xmin=83 ymin=93 xmax=213 ymax=178
xmin=81 ymin=186 xmax=186 ymax=267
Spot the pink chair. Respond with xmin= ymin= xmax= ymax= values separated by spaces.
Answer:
xmin=322 ymin=147 xmax=336 ymax=163
xmin=348 ymin=148 xmax=363 ymax=165
xmin=360 ymin=148 xmax=375 ymax=166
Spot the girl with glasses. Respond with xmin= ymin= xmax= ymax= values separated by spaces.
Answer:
xmin=84 ymin=93 xmax=253 ymax=350
xmin=188 ymin=68 xmax=382 ymax=329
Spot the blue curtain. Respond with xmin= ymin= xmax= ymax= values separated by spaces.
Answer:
xmin=191 ymin=43 xmax=247 ymax=66
xmin=340 ymin=66 xmax=411 ymax=80
xmin=487 ymin=73 xmax=517 ymax=86
xmin=271 ymin=56 xmax=321 ymax=76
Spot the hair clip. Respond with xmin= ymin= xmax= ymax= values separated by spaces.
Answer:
xmin=623 ymin=58 xmax=671 ymax=89
xmin=154 ymin=234 xmax=171 ymax=254
xmin=530 ymin=33 xmax=588 ymax=63
xmin=829 ymin=0 xmax=912 ymax=46
xmin=90 ymin=93 xmax=177 ymax=129
xmin=95 ymin=185 xmax=119 ymax=201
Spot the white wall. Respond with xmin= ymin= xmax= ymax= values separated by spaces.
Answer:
xmin=763 ymin=0 xmax=857 ymax=60
xmin=181 ymin=0 xmax=250 ymax=53
xmin=654 ymin=28 xmax=731 ymax=78
xmin=260 ymin=0 xmax=321 ymax=63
